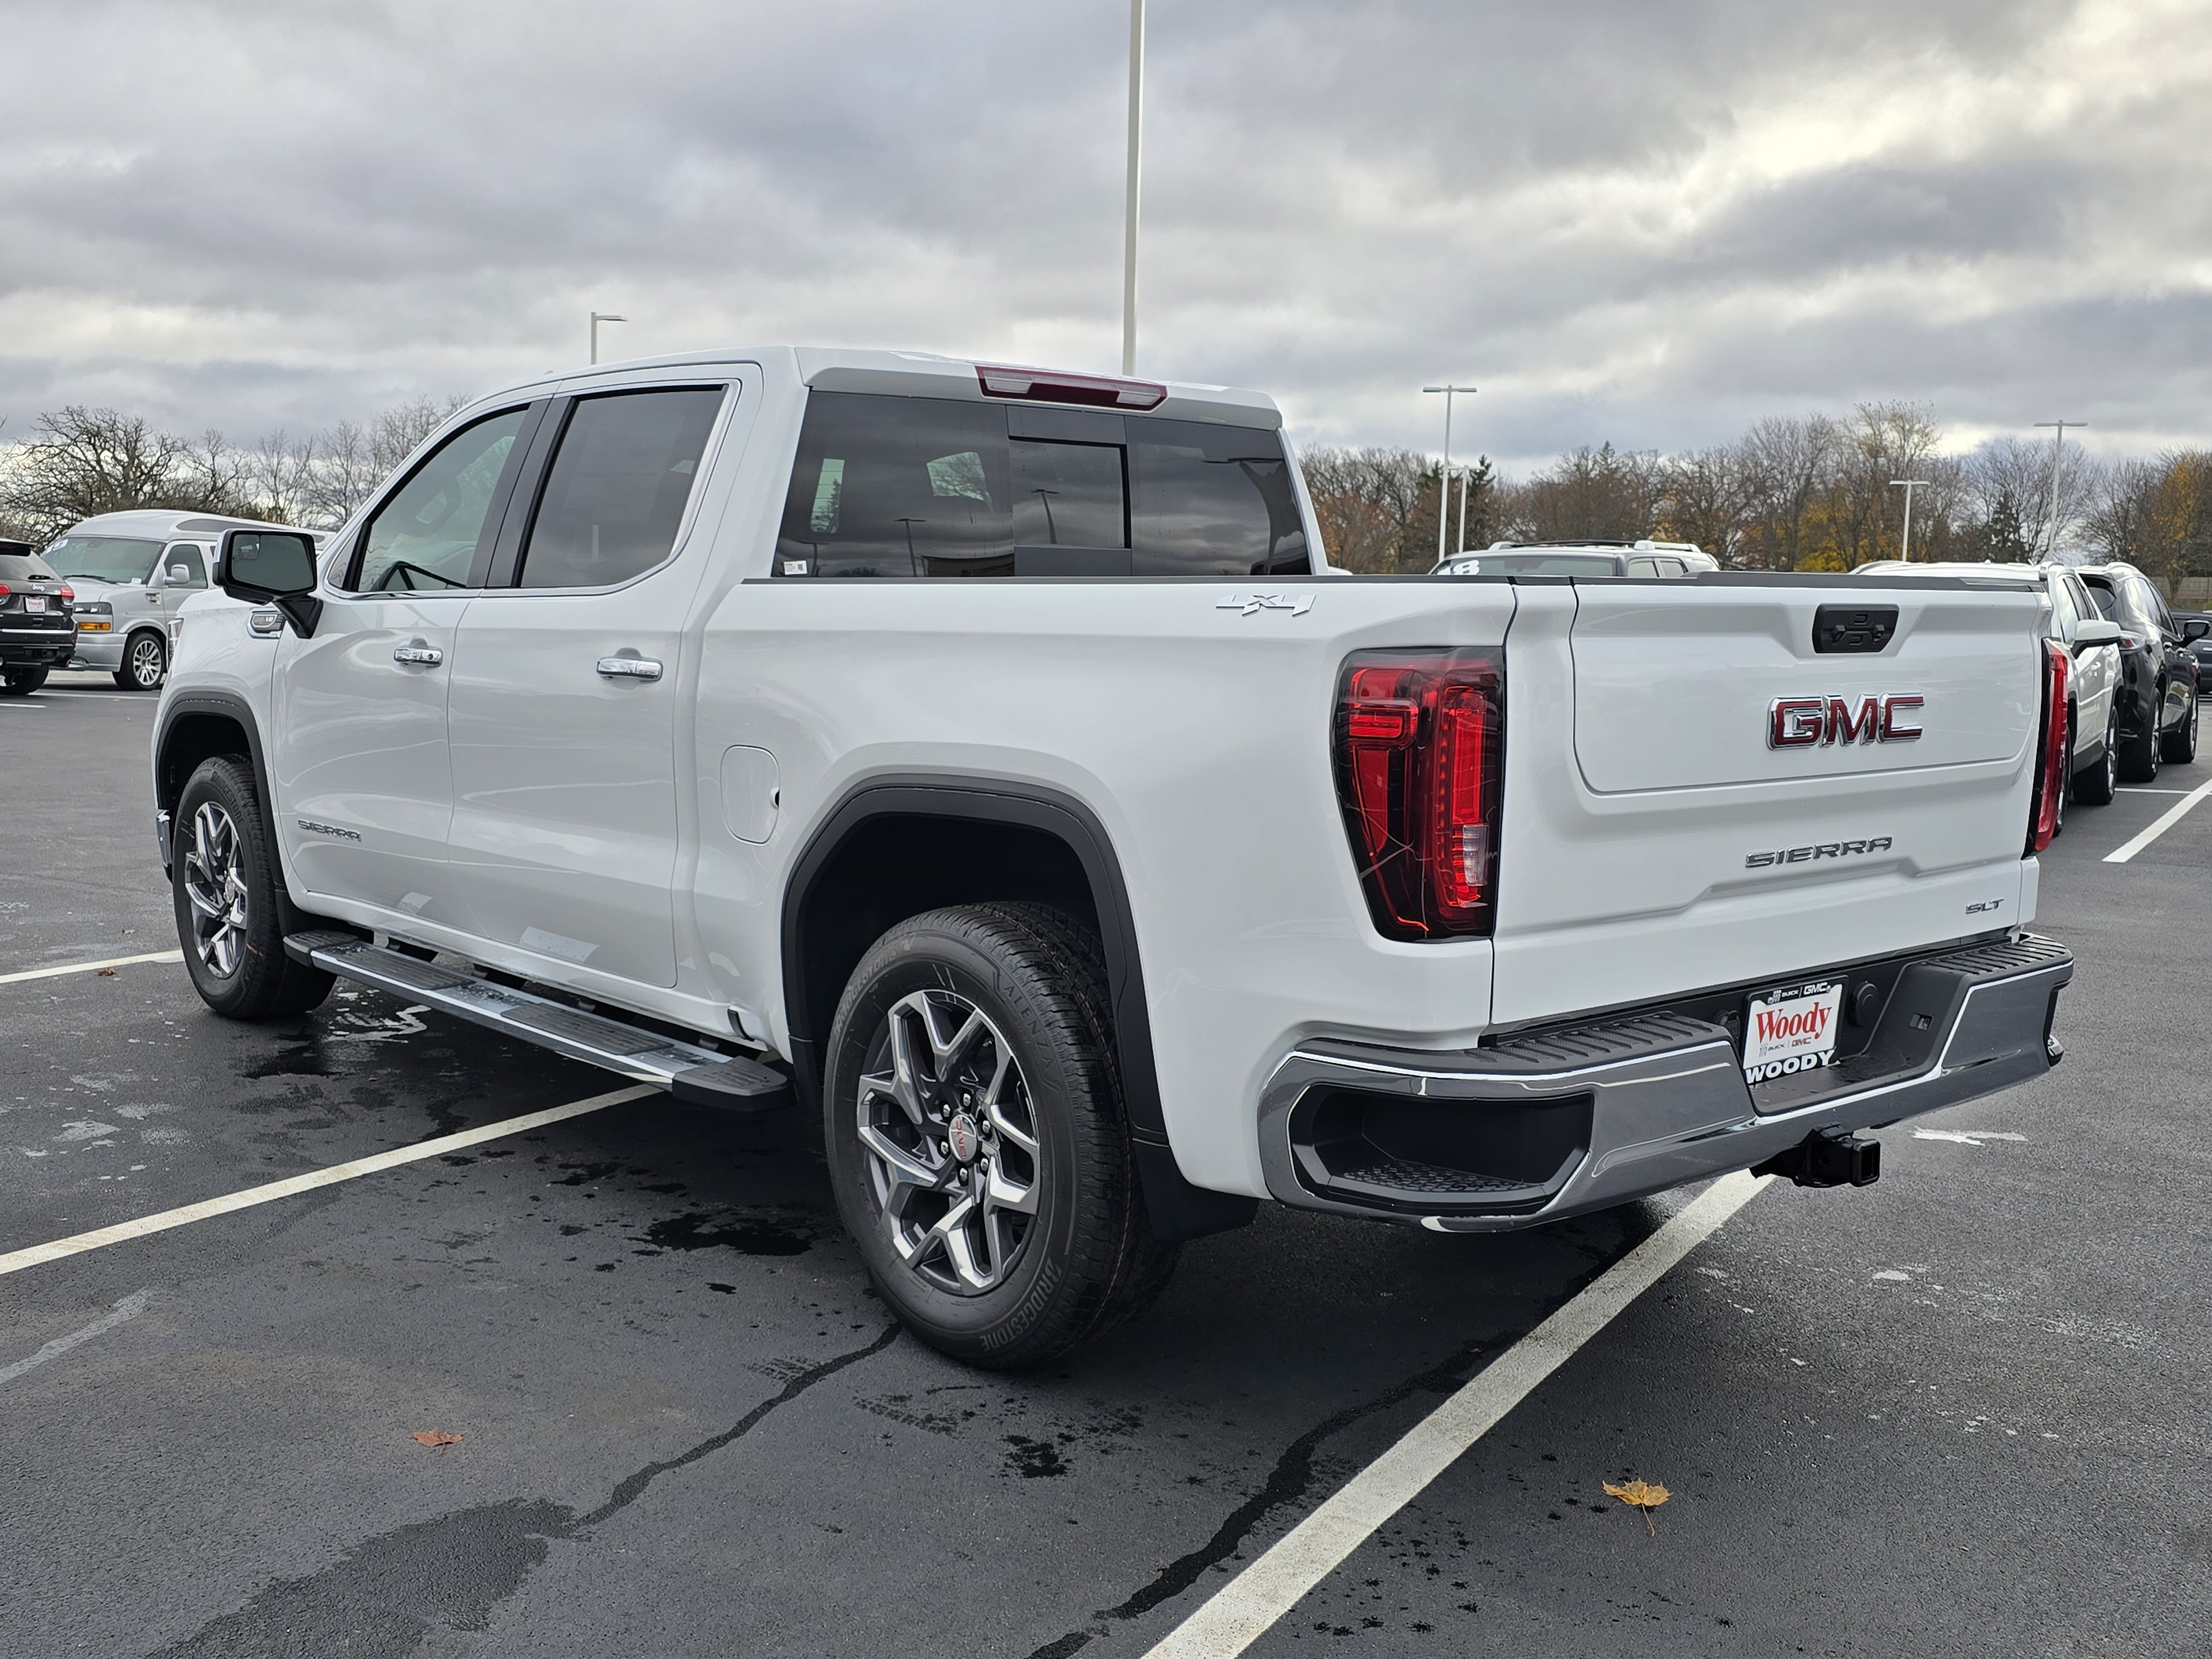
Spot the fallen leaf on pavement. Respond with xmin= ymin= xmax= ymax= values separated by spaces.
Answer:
xmin=96 ymin=968 xmax=117 ymax=977
xmin=1603 ymin=1478 xmax=1671 ymax=1535
xmin=411 ymin=1430 xmax=462 ymax=1448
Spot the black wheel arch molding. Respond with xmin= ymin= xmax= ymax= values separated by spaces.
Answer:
xmin=154 ymin=689 xmax=283 ymax=883
xmin=780 ymin=772 xmax=1257 ymax=1243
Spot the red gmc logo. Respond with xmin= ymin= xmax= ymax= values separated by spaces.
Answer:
xmin=1768 ymin=693 xmax=1924 ymax=749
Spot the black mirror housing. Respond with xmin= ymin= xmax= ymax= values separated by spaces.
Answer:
xmin=219 ymin=529 xmax=321 ymax=636
xmin=2184 ymin=618 xmax=2210 ymax=643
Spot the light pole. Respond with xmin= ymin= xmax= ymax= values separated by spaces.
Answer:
xmin=589 ymin=312 xmax=627 ymax=366
xmin=2033 ymin=420 xmax=2083 ymax=560
xmin=1889 ymin=479 xmax=1931 ymax=561
xmin=1422 ymin=384 xmax=1476 ymax=566
xmin=1121 ymin=0 xmax=1143 ymax=377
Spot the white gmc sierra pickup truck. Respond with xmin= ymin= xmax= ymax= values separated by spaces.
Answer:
xmin=154 ymin=347 xmax=2075 ymax=1367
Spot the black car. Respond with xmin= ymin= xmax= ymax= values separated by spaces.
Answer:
xmin=2177 ymin=609 xmax=2212 ymax=696
xmin=2078 ymin=564 xmax=2203 ymax=780
xmin=0 ymin=540 xmax=77 ymax=695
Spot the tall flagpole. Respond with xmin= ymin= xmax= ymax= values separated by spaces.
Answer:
xmin=1122 ymin=0 xmax=1144 ymax=377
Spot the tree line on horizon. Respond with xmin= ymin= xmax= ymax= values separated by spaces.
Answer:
xmin=3 ymin=395 xmax=2206 ymax=597
xmin=0 ymin=398 xmax=465 ymax=546
xmin=1303 ymin=401 xmax=2212 ymax=596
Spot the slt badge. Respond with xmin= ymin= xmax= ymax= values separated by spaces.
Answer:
xmin=1218 ymin=592 xmax=1314 ymax=617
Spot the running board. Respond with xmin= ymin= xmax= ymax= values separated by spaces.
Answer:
xmin=284 ymin=931 xmax=790 ymax=1111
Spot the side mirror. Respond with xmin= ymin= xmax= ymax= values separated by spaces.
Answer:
xmin=2072 ymin=618 xmax=2122 ymax=654
xmin=219 ymin=530 xmax=321 ymax=636
xmin=2184 ymin=618 xmax=2210 ymax=643
xmin=169 ymin=564 xmax=192 ymax=586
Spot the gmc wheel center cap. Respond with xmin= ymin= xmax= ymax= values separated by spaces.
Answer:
xmin=947 ymin=1113 xmax=980 ymax=1162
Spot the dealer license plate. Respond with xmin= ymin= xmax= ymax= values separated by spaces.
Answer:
xmin=24 ymin=596 xmax=44 ymax=612
xmin=1743 ymin=979 xmax=1843 ymax=1086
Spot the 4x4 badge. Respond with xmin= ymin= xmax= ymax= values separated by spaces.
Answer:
xmin=1218 ymin=592 xmax=1313 ymax=617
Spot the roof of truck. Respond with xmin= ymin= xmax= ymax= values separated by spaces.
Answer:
xmin=492 ymin=346 xmax=1285 ymax=430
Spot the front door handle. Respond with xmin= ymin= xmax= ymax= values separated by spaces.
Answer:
xmin=596 ymin=656 xmax=663 ymax=681
xmin=393 ymin=644 xmax=444 ymax=666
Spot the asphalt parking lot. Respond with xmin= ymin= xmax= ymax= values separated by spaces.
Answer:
xmin=4 ymin=671 xmax=2209 ymax=1659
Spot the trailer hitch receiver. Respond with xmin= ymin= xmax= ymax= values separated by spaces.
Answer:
xmin=1751 ymin=1126 xmax=1881 ymax=1188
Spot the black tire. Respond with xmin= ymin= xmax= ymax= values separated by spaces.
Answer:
xmin=0 ymin=666 xmax=47 ymax=697
xmin=172 ymin=757 xmax=334 ymax=1020
xmin=822 ymin=903 xmax=1177 ymax=1369
xmin=116 ymin=630 xmax=166 ymax=691
xmin=2119 ymin=687 xmax=2162 ymax=783
xmin=2162 ymin=688 xmax=2199 ymax=764
xmin=2075 ymin=705 xmax=2119 ymax=806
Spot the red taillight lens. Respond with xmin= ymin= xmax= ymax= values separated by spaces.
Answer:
xmin=58 ymin=586 xmax=74 ymax=601
xmin=2027 ymin=639 xmax=2070 ymax=854
xmin=1334 ymin=650 xmax=1504 ymax=938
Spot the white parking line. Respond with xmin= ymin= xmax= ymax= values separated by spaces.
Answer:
xmin=2104 ymin=777 xmax=2212 ymax=864
xmin=0 ymin=1083 xmax=655 ymax=1278
xmin=1142 ymin=1171 xmax=1770 ymax=1659
xmin=0 ymin=950 xmax=185 ymax=985
xmin=0 ymin=1288 xmax=152 ymax=1387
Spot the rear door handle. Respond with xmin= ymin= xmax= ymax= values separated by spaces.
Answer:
xmin=596 ymin=656 xmax=662 ymax=681
xmin=393 ymin=644 xmax=444 ymax=666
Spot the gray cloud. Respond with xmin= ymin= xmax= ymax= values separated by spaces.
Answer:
xmin=0 ymin=0 xmax=2203 ymax=471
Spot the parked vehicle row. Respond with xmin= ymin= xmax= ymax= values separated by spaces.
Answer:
xmin=20 ymin=510 xmax=322 ymax=692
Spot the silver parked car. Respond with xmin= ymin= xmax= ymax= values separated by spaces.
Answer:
xmin=43 ymin=510 xmax=321 ymax=690
xmin=1432 ymin=538 xmax=1718 ymax=578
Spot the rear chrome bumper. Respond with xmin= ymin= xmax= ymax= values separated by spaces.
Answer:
xmin=1258 ymin=935 xmax=2072 ymax=1232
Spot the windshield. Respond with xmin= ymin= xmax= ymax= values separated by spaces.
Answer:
xmin=1439 ymin=552 xmax=1623 ymax=577
xmin=45 ymin=535 xmax=162 ymax=584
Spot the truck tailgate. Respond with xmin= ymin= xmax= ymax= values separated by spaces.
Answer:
xmin=1490 ymin=578 xmax=2047 ymax=1028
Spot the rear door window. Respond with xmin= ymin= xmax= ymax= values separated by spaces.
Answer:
xmin=516 ymin=387 xmax=726 ymax=589
xmin=778 ymin=393 xmax=1014 ymax=577
xmin=356 ymin=408 xmax=531 ymax=592
xmin=2046 ymin=575 xmax=2079 ymax=641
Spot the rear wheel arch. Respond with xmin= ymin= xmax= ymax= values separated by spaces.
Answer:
xmin=781 ymin=776 xmax=1254 ymax=1243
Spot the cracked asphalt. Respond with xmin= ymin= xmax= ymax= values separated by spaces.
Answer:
xmin=3 ymin=671 xmax=2208 ymax=1658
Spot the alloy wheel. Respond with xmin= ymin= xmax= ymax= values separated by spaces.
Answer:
xmin=129 ymin=633 xmax=165 ymax=690
xmin=855 ymin=988 xmax=1041 ymax=1296
xmin=182 ymin=802 xmax=248 ymax=977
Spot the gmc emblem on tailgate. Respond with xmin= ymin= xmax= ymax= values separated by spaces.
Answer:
xmin=1768 ymin=693 xmax=1924 ymax=749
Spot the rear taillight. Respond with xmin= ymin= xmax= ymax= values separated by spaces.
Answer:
xmin=1334 ymin=650 xmax=1504 ymax=938
xmin=2027 ymin=639 xmax=2070 ymax=854
xmin=58 ymin=586 xmax=74 ymax=601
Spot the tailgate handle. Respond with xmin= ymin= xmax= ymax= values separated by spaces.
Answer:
xmin=1813 ymin=605 xmax=1897 ymax=654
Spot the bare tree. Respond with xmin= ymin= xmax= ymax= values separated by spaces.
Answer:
xmin=1300 ymin=445 xmax=1443 ymax=572
xmin=0 ymin=406 xmax=250 ymax=543
xmin=1656 ymin=446 xmax=1749 ymax=564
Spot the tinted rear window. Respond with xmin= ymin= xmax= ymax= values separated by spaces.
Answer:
xmin=0 ymin=552 xmax=59 ymax=582
xmin=775 ymin=392 xmax=1309 ymax=579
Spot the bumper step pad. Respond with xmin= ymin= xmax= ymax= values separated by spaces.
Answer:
xmin=283 ymin=931 xmax=789 ymax=1110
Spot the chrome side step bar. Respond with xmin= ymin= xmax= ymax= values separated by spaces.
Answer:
xmin=284 ymin=931 xmax=789 ymax=1110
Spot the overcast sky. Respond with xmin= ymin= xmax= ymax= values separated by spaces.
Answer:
xmin=2 ymin=0 xmax=2206 ymax=471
